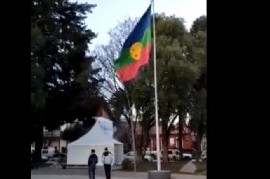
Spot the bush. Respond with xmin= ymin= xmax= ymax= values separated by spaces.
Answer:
xmin=122 ymin=159 xmax=133 ymax=170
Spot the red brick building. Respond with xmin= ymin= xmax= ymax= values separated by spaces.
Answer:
xmin=135 ymin=123 xmax=195 ymax=151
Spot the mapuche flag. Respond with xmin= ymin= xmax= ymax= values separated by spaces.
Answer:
xmin=114 ymin=5 xmax=152 ymax=82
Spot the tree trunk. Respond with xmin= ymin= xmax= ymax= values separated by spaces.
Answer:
xmin=195 ymin=116 xmax=205 ymax=161
xmin=193 ymin=121 xmax=204 ymax=162
xmin=140 ymin=126 xmax=145 ymax=160
xmin=178 ymin=111 xmax=183 ymax=160
xmin=140 ymin=125 xmax=144 ymax=151
xmin=162 ymin=123 xmax=169 ymax=163
xmin=143 ymin=124 xmax=150 ymax=150
xmin=194 ymin=134 xmax=201 ymax=162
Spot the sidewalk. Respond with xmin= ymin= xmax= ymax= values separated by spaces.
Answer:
xmin=31 ymin=166 xmax=206 ymax=179
xmin=32 ymin=171 xmax=206 ymax=179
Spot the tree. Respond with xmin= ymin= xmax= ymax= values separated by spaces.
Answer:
xmin=188 ymin=15 xmax=207 ymax=160
xmin=93 ymin=17 xmax=138 ymax=97
xmin=61 ymin=122 xmax=89 ymax=142
xmin=31 ymin=0 xmax=101 ymax=161
xmin=93 ymin=17 xmax=139 ymax=145
xmin=190 ymin=15 xmax=206 ymax=36
xmin=132 ymin=71 xmax=155 ymax=155
xmin=148 ymin=14 xmax=199 ymax=162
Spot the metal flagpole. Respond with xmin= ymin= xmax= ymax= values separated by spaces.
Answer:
xmin=151 ymin=0 xmax=161 ymax=171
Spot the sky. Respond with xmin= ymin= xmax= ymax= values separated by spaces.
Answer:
xmin=75 ymin=0 xmax=206 ymax=47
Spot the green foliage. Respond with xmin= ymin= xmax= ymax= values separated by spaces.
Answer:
xmin=151 ymin=15 xmax=199 ymax=123
xmin=31 ymin=0 xmax=103 ymax=133
xmin=186 ymin=16 xmax=207 ymax=159
xmin=31 ymin=0 xmax=105 ymax=162
xmin=61 ymin=123 xmax=88 ymax=142
xmin=188 ymin=15 xmax=207 ymax=134
xmin=190 ymin=15 xmax=207 ymax=36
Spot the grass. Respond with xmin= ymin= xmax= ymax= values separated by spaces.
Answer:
xmin=119 ymin=160 xmax=206 ymax=175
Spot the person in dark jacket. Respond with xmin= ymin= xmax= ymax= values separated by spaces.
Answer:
xmin=88 ymin=149 xmax=98 ymax=179
xmin=102 ymin=147 xmax=113 ymax=179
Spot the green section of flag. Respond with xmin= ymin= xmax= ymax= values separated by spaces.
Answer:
xmin=114 ymin=27 xmax=151 ymax=70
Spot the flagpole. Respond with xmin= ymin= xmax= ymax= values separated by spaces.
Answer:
xmin=151 ymin=0 xmax=161 ymax=171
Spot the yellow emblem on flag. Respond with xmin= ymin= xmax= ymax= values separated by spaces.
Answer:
xmin=130 ymin=42 xmax=142 ymax=60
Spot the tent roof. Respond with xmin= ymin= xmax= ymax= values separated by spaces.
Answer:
xmin=68 ymin=120 xmax=122 ymax=146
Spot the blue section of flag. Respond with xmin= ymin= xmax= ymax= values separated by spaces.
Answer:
xmin=122 ymin=5 xmax=152 ymax=49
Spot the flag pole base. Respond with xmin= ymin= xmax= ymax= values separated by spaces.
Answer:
xmin=148 ymin=170 xmax=171 ymax=179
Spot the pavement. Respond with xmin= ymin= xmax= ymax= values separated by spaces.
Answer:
xmin=31 ymin=166 xmax=206 ymax=179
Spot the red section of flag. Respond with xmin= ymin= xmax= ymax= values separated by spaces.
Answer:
xmin=116 ymin=44 xmax=151 ymax=82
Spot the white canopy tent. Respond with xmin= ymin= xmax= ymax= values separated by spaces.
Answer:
xmin=67 ymin=118 xmax=123 ymax=166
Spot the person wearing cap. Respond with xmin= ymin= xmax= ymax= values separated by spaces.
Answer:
xmin=102 ymin=147 xmax=113 ymax=179
xmin=88 ymin=149 xmax=98 ymax=179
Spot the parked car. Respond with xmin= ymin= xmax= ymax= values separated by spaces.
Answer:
xmin=123 ymin=151 xmax=135 ymax=161
xmin=41 ymin=147 xmax=55 ymax=158
xmin=161 ymin=149 xmax=181 ymax=161
xmin=146 ymin=149 xmax=194 ymax=161
xmin=123 ymin=151 xmax=155 ymax=162
xmin=31 ymin=147 xmax=49 ymax=162
xmin=182 ymin=149 xmax=194 ymax=160
xmin=143 ymin=153 xmax=155 ymax=162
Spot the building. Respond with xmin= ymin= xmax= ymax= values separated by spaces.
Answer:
xmin=42 ymin=129 xmax=67 ymax=153
xmin=133 ymin=122 xmax=196 ymax=151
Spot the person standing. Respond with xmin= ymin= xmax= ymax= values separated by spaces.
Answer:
xmin=102 ymin=147 xmax=113 ymax=179
xmin=54 ymin=146 xmax=59 ymax=155
xmin=88 ymin=149 xmax=98 ymax=179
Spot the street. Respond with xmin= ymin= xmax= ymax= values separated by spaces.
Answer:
xmin=31 ymin=166 xmax=206 ymax=179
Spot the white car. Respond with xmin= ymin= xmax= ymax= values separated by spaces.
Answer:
xmin=183 ymin=152 xmax=193 ymax=159
xmin=42 ymin=155 xmax=49 ymax=161
xmin=180 ymin=149 xmax=194 ymax=159
xmin=164 ymin=149 xmax=181 ymax=161
xmin=123 ymin=151 xmax=135 ymax=161
xmin=31 ymin=147 xmax=49 ymax=161
xmin=123 ymin=151 xmax=154 ymax=162
xmin=145 ymin=149 xmax=193 ymax=161
xmin=143 ymin=153 xmax=155 ymax=162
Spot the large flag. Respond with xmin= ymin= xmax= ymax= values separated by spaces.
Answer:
xmin=114 ymin=5 xmax=152 ymax=82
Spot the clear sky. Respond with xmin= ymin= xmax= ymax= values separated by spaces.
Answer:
xmin=75 ymin=0 xmax=206 ymax=47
